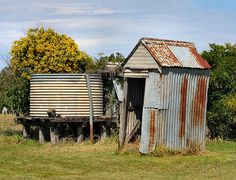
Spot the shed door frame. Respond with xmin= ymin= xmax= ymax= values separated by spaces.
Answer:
xmin=126 ymin=77 xmax=146 ymax=133
xmin=119 ymin=76 xmax=146 ymax=147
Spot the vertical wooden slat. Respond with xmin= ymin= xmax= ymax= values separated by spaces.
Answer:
xmin=119 ymin=77 xmax=128 ymax=147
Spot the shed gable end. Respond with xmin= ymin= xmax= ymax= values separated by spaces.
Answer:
xmin=124 ymin=44 xmax=159 ymax=69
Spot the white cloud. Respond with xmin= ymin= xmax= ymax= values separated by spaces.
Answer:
xmin=39 ymin=18 xmax=115 ymax=29
xmin=49 ymin=5 xmax=127 ymax=16
xmin=74 ymin=37 xmax=110 ymax=49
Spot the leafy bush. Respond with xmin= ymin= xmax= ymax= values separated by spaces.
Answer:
xmin=0 ymin=67 xmax=29 ymax=114
xmin=202 ymin=43 xmax=236 ymax=139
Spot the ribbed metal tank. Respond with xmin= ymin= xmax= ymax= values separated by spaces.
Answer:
xmin=30 ymin=74 xmax=103 ymax=117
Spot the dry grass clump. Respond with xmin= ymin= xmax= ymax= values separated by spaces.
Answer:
xmin=118 ymin=141 xmax=205 ymax=157
xmin=117 ymin=139 xmax=140 ymax=156
xmin=152 ymin=145 xmax=181 ymax=157
xmin=184 ymin=141 xmax=204 ymax=155
xmin=0 ymin=114 xmax=21 ymax=133
xmin=0 ymin=114 xmax=28 ymax=145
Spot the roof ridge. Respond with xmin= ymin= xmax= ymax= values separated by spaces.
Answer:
xmin=141 ymin=37 xmax=195 ymax=47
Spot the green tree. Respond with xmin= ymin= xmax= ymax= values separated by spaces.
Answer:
xmin=11 ymin=27 xmax=93 ymax=78
xmin=94 ymin=52 xmax=125 ymax=117
xmin=95 ymin=52 xmax=125 ymax=71
xmin=0 ymin=66 xmax=29 ymax=114
xmin=202 ymin=43 xmax=236 ymax=139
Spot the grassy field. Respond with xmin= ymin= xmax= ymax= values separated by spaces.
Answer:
xmin=0 ymin=115 xmax=235 ymax=179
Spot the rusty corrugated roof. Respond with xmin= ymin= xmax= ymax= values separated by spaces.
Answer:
xmin=140 ymin=37 xmax=211 ymax=69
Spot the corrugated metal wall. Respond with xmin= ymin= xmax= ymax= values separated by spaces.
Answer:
xmin=139 ymin=68 xmax=210 ymax=153
xmin=30 ymin=74 xmax=103 ymax=117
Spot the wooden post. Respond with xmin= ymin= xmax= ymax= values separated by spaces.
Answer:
xmin=86 ymin=74 xmax=94 ymax=143
xmin=50 ymin=126 xmax=59 ymax=144
xmin=77 ymin=125 xmax=84 ymax=144
xmin=22 ymin=124 xmax=30 ymax=138
xmin=100 ymin=124 xmax=107 ymax=141
xmin=119 ymin=77 xmax=128 ymax=147
xmin=39 ymin=126 xmax=45 ymax=144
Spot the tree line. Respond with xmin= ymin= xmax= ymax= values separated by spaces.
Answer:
xmin=0 ymin=27 xmax=235 ymax=140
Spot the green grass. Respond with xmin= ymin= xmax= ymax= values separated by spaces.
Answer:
xmin=0 ymin=115 xmax=235 ymax=179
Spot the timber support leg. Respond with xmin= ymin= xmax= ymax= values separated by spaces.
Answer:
xmin=77 ymin=125 xmax=84 ymax=144
xmin=50 ymin=126 xmax=59 ymax=144
xmin=39 ymin=126 xmax=45 ymax=144
xmin=100 ymin=124 xmax=107 ymax=141
xmin=22 ymin=124 xmax=30 ymax=138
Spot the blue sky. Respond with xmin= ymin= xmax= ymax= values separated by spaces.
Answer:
xmin=0 ymin=0 xmax=236 ymax=70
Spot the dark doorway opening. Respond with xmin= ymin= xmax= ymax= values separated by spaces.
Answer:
xmin=126 ymin=78 xmax=146 ymax=137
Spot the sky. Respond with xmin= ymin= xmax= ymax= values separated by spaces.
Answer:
xmin=0 ymin=0 xmax=236 ymax=70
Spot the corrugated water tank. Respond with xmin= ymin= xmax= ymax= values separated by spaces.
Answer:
xmin=30 ymin=74 xmax=103 ymax=117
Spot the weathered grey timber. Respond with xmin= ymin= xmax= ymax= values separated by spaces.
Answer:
xmin=119 ymin=78 xmax=128 ymax=147
xmin=39 ymin=126 xmax=45 ymax=144
xmin=77 ymin=126 xmax=84 ymax=144
xmin=100 ymin=125 xmax=107 ymax=141
xmin=22 ymin=125 xmax=30 ymax=138
xmin=50 ymin=126 xmax=59 ymax=144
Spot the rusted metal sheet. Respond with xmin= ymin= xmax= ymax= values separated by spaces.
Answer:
xmin=179 ymin=75 xmax=188 ymax=138
xmin=169 ymin=46 xmax=202 ymax=68
xmin=162 ymin=68 xmax=209 ymax=150
xmin=192 ymin=77 xmax=207 ymax=127
xmin=140 ymin=108 xmax=158 ymax=153
xmin=140 ymin=68 xmax=209 ymax=153
xmin=189 ymin=47 xmax=211 ymax=69
xmin=142 ymin=38 xmax=210 ymax=69
xmin=145 ymin=42 xmax=181 ymax=67
xmin=30 ymin=74 xmax=103 ymax=117
xmin=140 ymin=72 xmax=161 ymax=153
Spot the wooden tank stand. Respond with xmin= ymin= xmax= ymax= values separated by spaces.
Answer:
xmin=16 ymin=116 xmax=116 ymax=144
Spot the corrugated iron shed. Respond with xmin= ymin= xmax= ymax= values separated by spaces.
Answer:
xmin=119 ymin=37 xmax=211 ymax=154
